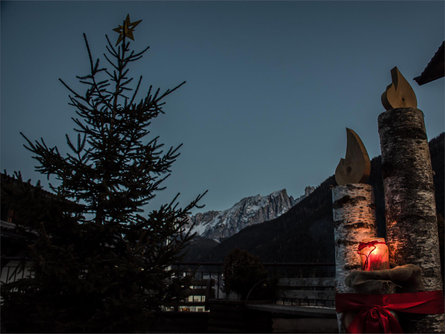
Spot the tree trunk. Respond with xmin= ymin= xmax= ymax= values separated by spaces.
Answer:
xmin=332 ymin=184 xmax=377 ymax=333
xmin=378 ymin=107 xmax=444 ymax=332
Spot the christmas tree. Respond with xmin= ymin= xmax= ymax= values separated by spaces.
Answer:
xmin=1 ymin=15 xmax=205 ymax=332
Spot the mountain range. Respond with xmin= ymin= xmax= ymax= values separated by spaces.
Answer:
xmin=184 ymin=133 xmax=444 ymax=264
xmin=190 ymin=188 xmax=316 ymax=242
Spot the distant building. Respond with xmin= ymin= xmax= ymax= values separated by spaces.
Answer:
xmin=1 ymin=220 xmax=33 ymax=285
xmin=0 ymin=173 xmax=58 ymax=286
xmin=1 ymin=173 xmax=42 ymax=286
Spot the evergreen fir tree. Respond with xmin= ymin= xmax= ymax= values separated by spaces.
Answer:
xmin=1 ymin=15 xmax=205 ymax=332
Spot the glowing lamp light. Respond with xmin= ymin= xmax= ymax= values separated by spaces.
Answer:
xmin=358 ymin=238 xmax=389 ymax=271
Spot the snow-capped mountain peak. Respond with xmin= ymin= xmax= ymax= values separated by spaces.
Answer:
xmin=190 ymin=189 xmax=296 ymax=242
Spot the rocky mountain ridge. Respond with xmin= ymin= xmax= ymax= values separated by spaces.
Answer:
xmin=190 ymin=189 xmax=299 ymax=241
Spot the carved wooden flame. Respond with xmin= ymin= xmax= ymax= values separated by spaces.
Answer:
xmin=381 ymin=67 xmax=417 ymax=110
xmin=335 ymin=128 xmax=371 ymax=185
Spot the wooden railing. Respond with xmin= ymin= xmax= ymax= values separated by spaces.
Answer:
xmin=275 ymin=276 xmax=335 ymax=307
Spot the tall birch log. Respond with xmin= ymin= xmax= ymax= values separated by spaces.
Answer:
xmin=378 ymin=107 xmax=444 ymax=332
xmin=332 ymin=184 xmax=377 ymax=332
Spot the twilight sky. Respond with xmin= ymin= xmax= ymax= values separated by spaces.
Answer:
xmin=1 ymin=1 xmax=444 ymax=213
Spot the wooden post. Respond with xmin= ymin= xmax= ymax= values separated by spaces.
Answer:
xmin=332 ymin=184 xmax=377 ymax=332
xmin=378 ymin=107 xmax=444 ymax=332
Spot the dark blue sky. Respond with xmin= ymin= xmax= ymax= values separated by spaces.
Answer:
xmin=2 ymin=1 xmax=444 ymax=213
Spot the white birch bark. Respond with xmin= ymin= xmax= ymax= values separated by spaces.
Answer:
xmin=378 ymin=107 xmax=444 ymax=333
xmin=332 ymin=184 xmax=377 ymax=333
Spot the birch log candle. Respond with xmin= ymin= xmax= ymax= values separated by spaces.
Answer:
xmin=332 ymin=129 xmax=376 ymax=332
xmin=332 ymin=184 xmax=377 ymax=332
xmin=378 ymin=67 xmax=444 ymax=333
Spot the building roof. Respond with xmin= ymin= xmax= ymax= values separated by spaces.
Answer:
xmin=414 ymin=41 xmax=444 ymax=85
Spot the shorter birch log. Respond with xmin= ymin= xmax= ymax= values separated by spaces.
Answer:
xmin=332 ymin=184 xmax=377 ymax=332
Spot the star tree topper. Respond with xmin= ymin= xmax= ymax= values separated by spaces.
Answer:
xmin=113 ymin=14 xmax=142 ymax=45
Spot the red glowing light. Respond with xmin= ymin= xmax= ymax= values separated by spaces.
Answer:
xmin=358 ymin=238 xmax=389 ymax=271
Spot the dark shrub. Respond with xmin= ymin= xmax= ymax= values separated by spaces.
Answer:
xmin=223 ymin=248 xmax=270 ymax=300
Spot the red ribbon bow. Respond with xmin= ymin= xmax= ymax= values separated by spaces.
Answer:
xmin=336 ymin=291 xmax=444 ymax=333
